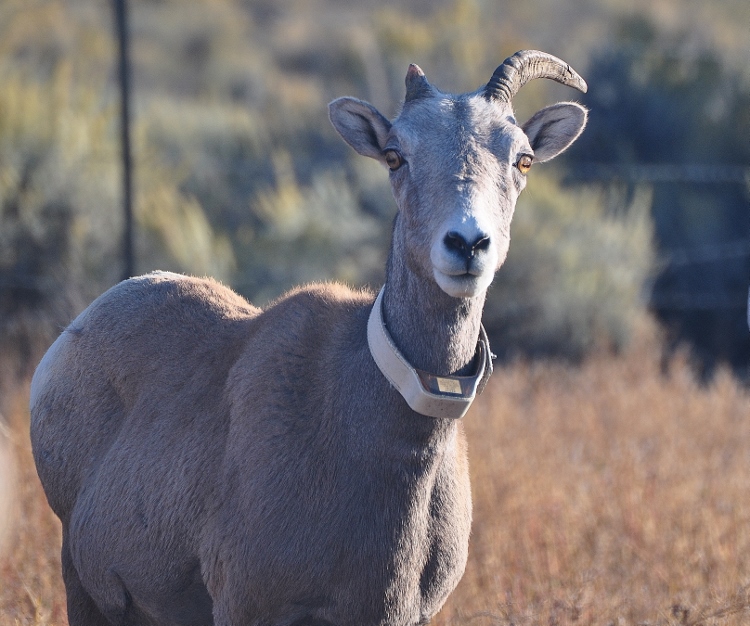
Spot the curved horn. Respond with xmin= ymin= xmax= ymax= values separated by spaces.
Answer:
xmin=485 ymin=50 xmax=588 ymax=103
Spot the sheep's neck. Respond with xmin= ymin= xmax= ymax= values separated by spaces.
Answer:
xmin=383 ymin=243 xmax=485 ymax=380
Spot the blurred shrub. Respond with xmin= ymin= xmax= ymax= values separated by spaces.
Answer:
xmin=133 ymin=102 xmax=238 ymax=279
xmin=0 ymin=65 xmax=100 ymax=374
xmin=0 ymin=3 xmax=237 ymax=376
xmin=484 ymin=175 xmax=655 ymax=360
xmin=569 ymin=15 xmax=750 ymax=374
xmin=0 ymin=0 xmax=662 ymax=371
xmin=138 ymin=92 xmax=389 ymax=302
xmin=238 ymin=152 xmax=389 ymax=301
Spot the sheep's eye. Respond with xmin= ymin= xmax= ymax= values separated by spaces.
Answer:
xmin=516 ymin=154 xmax=533 ymax=174
xmin=384 ymin=149 xmax=404 ymax=171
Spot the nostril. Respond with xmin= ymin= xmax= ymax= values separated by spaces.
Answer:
xmin=473 ymin=235 xmax=490 ymax=252
xmin=444 ymin=231 xmax=491 ymax=260
xmin=444 ymin=231 xmax=470 ymax=256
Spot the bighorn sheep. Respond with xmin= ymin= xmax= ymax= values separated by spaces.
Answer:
xmin=30 ymin=50 xmax=587 ymax=626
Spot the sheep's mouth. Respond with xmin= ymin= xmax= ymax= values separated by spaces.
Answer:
xmin=440 ymin=264 xmax=484 ymax=278
xmin=433 ymin=268 xmax=492 ymax=299
xmin=430 ymin=234 xmax=499 ymax=299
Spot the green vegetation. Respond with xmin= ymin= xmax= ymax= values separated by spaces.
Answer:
xmin=569 ymin=16 xmax=750 ymax=374
xmin=0 ymin=0 xmax=747 ymax=378
xmin=485 ymin=178 xmax=654 ymax=360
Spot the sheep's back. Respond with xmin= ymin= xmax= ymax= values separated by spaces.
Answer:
xmin=30 ymin=271 xmax=260 ymax=522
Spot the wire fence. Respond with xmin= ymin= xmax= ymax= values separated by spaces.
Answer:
xmin=567 ymin=162 xmax=750 ymax=313
xmin=571 ymin=163 xmax=750 ymax=186
xmin=649 ymin=291 xmax=747 ymax=311
xmin=663 ymin=239 xmax=750 ymax=268
xmin=3 ymin=163 xmax=748 ymax=313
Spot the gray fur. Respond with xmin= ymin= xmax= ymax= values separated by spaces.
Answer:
xmin=30 ymin=53 xmax=587 ymax=626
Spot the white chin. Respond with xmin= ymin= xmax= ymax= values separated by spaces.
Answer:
xmin=434 ymin=270 xmax=492 ymax=299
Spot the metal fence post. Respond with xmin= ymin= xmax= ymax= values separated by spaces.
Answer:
xmin=114 ymin=0 xmax=134 ymax=281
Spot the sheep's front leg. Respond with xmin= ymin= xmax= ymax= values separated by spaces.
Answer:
xmin=61 ymin=534 xmax=115 ymax=626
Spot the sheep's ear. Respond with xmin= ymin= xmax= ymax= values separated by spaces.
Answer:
xmin=522 ymin=102 xmax=587 ymax=162
xmin=329 ymin=97 xmax=391 ymax=162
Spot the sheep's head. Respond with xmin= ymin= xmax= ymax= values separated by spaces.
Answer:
xmin=329 ymin=50 xmax=587 ymax=299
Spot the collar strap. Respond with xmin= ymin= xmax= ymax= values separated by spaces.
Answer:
xmin=367 ymin=287 xmax=493 ymax=419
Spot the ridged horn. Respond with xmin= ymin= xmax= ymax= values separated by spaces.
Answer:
xmin=484 ymin=50 xmax=588 ymax=103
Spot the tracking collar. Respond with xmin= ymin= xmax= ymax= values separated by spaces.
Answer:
xmin=367 ymin=287 xmax=493 ymax=419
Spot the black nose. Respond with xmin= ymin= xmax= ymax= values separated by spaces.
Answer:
xmin=444 ymin=231 xmax=490 ymax=261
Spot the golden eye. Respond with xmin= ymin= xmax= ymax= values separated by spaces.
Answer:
xmin=516 ymin=154 xmax=533 ymax=174
xmin=384 ymin=149 xmax=404 ymax=171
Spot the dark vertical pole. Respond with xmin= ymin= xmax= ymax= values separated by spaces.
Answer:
xmin=114 ymin=0 xmax=134 ymax=281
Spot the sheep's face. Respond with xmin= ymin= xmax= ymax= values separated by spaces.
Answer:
xmin=329 ymin=62 xmax=587 ymax=299
xmin=384 ymin=94 xmax=528 ymax=298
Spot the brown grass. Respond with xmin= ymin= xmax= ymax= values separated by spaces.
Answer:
xmin=0 ymin=388 xmax=67 ymax=625
xmin=1 ymin=333 xmax=749 ymax=626
xmin=437 ymin=337 xmax=750 ymax=625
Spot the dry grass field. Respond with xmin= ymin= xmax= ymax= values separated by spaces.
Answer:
xmin=1 ymin=329 xmax=749 ymax=626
